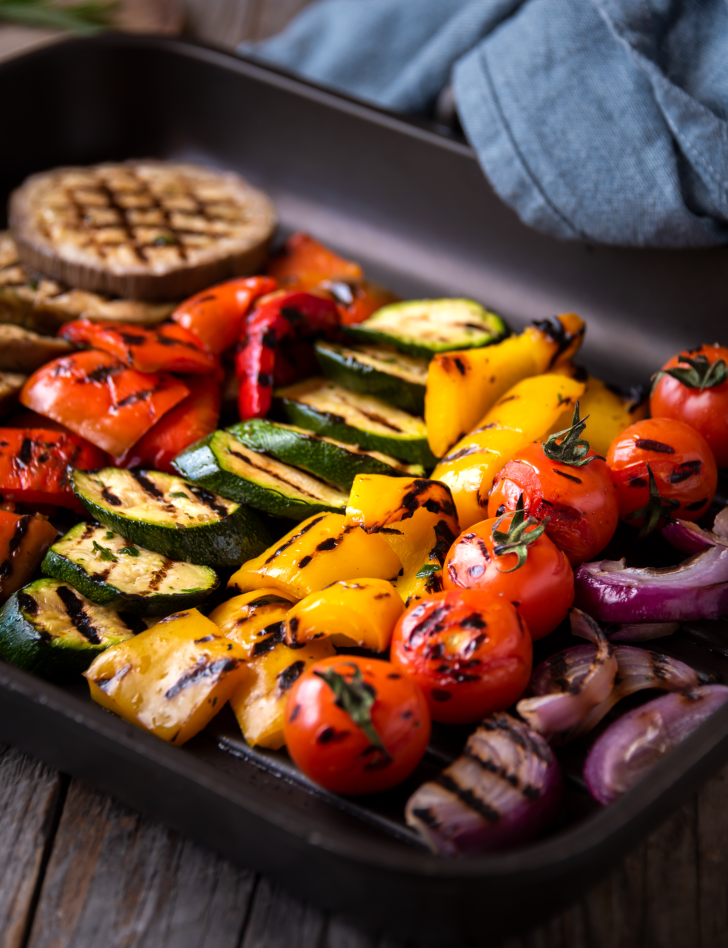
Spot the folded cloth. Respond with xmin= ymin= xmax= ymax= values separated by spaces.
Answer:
xmin=242 ymin=0 xmax=728 ymax=248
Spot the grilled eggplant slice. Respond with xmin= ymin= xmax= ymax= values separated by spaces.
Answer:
xmin=0 ymin=324 xmax=72 ymax=373
xmin=344 ymin=299 xmax=508 ymax=359
xmin=227 ymin=419 xmax=424 ymax=490
xmin=173 ymin=430 xmax=349 ymax=520
xmin=277 ymin=378 xmax=436 ymax=467
xmin=72 ymin=468 xmax=272 ymax=566
xmin=315 ymin=342 xmax=427 ymax=415
xmin=0 ymin=577 xmax=142 ymax=681
xmin=42 ymin=523 xmax=218 ymax=614
xmin=10 ymin=161 xmax=277 ymax=300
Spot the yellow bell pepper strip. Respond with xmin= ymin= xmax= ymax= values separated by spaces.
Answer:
xmin=208 ymin=587 xmax=297 ymax=657
xmin=228 ymin=512 xmax=402 ymax=601
xmin=401 ymin=548 xmax=445 ymax=608
xmin=229 ymin=638 xmax=334 ymax=749
xmin=432 ymin=373 xmax=586 ymax=529
xmin=282 ymin=578 xmax=404 ymax=652
xmin=84 ymin=609 xmax=249 ymax=746
xmin=425 ymin=313 xmax=585 ymax=458
xmin=345 ymin=475 xmax=460 ymax=603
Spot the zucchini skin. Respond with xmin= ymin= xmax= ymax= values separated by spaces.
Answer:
xmin=72 ymin=470 xmax=272 ymax=567
xmin=279 ymin=398 xmax=437 ymax=469
xmin=315 ymin=344 xmax=425 ymax=415
xmin=173 ymin=433 xmax=345 ymax=521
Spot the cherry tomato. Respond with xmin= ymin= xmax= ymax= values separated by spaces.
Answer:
xmin=443 ymin=512 xmax=574 ymax=640
xmin=390 ymin=589 xmax=532 ymax=724
xmin=650 ymin=345 xmax=728 ymax=468
xmin=284 ymin=655 xmax=430 ymax=795
xmin=607 ymin=417 xmax=717 ymax=531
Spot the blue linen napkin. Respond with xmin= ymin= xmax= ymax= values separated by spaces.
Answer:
xmin=241 ymin=0 xmax=728 ymax=248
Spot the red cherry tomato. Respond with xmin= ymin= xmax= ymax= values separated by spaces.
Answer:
xmin=390 ymin=589 xmax=532 ymax=725
xmin=443 ymin=512 xmax=574 ymax=640
xmin=650 ymin=345 xmax=728 ymax=468
xmin=284 ymin=655 xmax=430 ymax=796
xmin=606 ymin=417 xmax=717 ymax=530
xmin=488 ymin=442 xmax=619 ymax=565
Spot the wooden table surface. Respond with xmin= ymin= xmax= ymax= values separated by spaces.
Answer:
xmin=1 ymin=3 xmax=728 ymax=946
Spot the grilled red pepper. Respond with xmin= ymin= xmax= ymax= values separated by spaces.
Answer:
xmin=120 ymin=377 xmax=221 ymax=473
xmin=21 ymin=350 xmax=190 ymax=458
xmin=0 ymin=428 xmax=107 ymax=510
xmin=235 ymin=290 xmax=340 ymax=420
xmin=171 ymin=276 xmax=278 ymax=354
xmin=0 ymin=509 xmax=58 ymax=602
xmin=59 ymin=320 xmax=219 ymax=376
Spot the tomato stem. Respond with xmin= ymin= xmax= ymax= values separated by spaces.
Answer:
xmin=654 ymin=353 xmax=728 ymax=393
xmin=624 ymin=462 xmax=680 ymax=538
xmin=492 ymin=493 xmax=547 ymax=573
xmin=542 ymin=401 xmax=604 ymax=467
xmin=314 ymin=664 xmax=391 ymax=762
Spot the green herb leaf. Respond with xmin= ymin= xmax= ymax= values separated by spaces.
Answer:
xmin=170 ymin=492 xmax=189 ymax=499
xmin=104 ymin=531 xmax=115 ymax=540
xmin=119 ymin=546 xmax=139 ymax=557
xmin=491 ymin=493 xmax=547 ymax=573
xmin=92 ymin=540 xmax=118 ymax=562
xmin=314 ymin=663 xmax=391 ymax=764
xmin=653 ymin=353 xmax=728 ymax=394
xmin=152 ymin=234 xmax=177 ymax=246
xmin=542 ymin=401 xmax=604 ymax=467
xmin=416 ymin=563 xmax=442 ymax=579
xmin=624 ymin=463 xmax=680 ymax=538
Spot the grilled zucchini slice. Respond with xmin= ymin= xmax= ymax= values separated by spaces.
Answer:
xmin=315 ymin=342 xmax=427 ymax=414
xmin=42 ymin=523 xmax=218 ymax=614
xmin=276 ymin=378 xmax=436 ymax=467
xmin=71 ymin=468 xmax=272 ymax=567
xmin=226 ymin=419 xmax=424 ymax=490
xmin=343 ymin=299 xmax=508 ymax=359
xmin=173 ymin=430 xmax=349 ymax=520
xmin=0 ymin=577 xmax=143 ymax=681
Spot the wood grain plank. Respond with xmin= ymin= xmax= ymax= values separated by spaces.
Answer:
xmin=26 ymin=780 xmax=255 ymax=948
xmin=698 ymin=762 xmax=728 ymax=948
xmin=241 ymin=877 xmax=326 ymax=948
xmin=0 ymin=746 xmax=63 ymax=948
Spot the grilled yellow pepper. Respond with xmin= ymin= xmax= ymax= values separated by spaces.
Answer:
xmin=425 ymin=313 xmax=585 ymax=457
xmin=228 ymin=512 xmax=402 ymax=600
xmin=432 ymin=373 xmax=586 ymax=528
xmin=209 ymin=588 xmax=296 ymax=657
xmin=84 ymin=609 xmax=248 ymax=746
xmin=345 ymin=475 xmax=460 ymax=602
xmin=401 ymin=549 xmax=444 ymax=607
xmin=230 ymin=639 xmax=334 ymax=749
xmin=283 ymin=578 xmax=403 ymax=651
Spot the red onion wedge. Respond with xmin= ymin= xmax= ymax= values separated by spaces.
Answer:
xmin=574 ymin=546 xmax=728 ymax=623
xmin=516 ymin=609 xmax=617 ymax=738
xmin=662 ymin=517 xmax=728 ymax=556
xmin=584 ymin=685 xmax=728 ymax=805
xmin=405 ymin=712 xmax=562 ymax=856
xmin=608 ymin=622 xmax=680 ymax=642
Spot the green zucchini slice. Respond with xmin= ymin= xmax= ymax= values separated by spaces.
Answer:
xmin=42 ymin=523 xmax=218 ymax=615
xmin=71 ymin=468 xmax=272 ymax=567
xmin=276 ymin=378 xmax=436 ymax=468
xmin=315 ymin=342 xmax=427 ymax=415
xmin=173 ymin=430 xmax=349 ymax=520
xmin=226 ymin=419 xmax=424 ymax=490
xmin=0 ymin=577 xmax=143 ymax=681
xmin=343 ymin=298 xmax=508 ymax=359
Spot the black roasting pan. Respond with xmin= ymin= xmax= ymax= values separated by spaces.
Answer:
xmin=1 ymin=34 xmax=728 ymax=947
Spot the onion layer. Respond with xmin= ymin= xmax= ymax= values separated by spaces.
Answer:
xmin=608 ymin=622 xmax=680 ymax=642
xmin=662 ymin=517 xmax=728 ymax=556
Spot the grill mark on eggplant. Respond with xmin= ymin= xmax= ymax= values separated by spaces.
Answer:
xmin=0 ymin=514 xmax=30 ymax=579
xmin=434 ymin=772 xmax=501 ymax=823
xmin=226 ymin=448 xmax=332 ymax=501
xmin=264 ymin=516 xmax=326 ymax=566
xmin=55 ymin=585 xmax=102 ymax=644
xmin=165 ymin=656 xmax=241 ymax=698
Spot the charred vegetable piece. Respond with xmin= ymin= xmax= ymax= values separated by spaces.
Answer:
xmin=662 ymin=512 xmax=728 ymax=556
xmin=209 ymin=587 xmax=297 ymax=658
xmin=0 ymin=511 xmax=57 ymax=603
xmin=0 ymin=325 xmax=72 ymax=374
xmin=42 ymin=523 xmax=218 ymax=615
xmin=425 ymin=314 xmax=585 ymax=457
xmin=315 ymin=342 xmax=427 ymax=415
xmin=432 ymin=373 xmax=586 ymax=528
xmin=0 ymin=428 xmax=107 ymax=510
xmin=277 ymin=378 xmax=434 ymax=467
xmin=72 ymin=468 xmax=272 ymax=567
xmin=266 ymin=232 xmax=363 ymax=288
xmin=405 ymin=712 xmax=562 ymax=856
xmin=344 ymin=299 xmax=508 ymax=360
xmin=230 ymin=638 xmax=335 ymax=749
xmin=0 ymin=578 xmax=140 ymax=681
xmin=59 ymin=319 xmax=218 ymax=375
xmin=228 ymin=512 xmax=402 ymax=601
xmin=84 ymin=608 xmax=249 ymax=745
xmin=21 ymin=349 xmax=190 ymax=458
xmin=0 ymin=373 xmax=28 ymax=419
xmin=171 ymin=276 xmax=277 ymax=354
xmin=173 ymin=429 xmax=349 ymax=520
xmin=282 ymin=578 xmax=403 ymax=651
xmin=563 ymin=371 xmax=648 ymax=458
xmin=345 ymin=475 xmax=459 ymax=603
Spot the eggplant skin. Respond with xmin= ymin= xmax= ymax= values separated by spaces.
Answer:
xmin=9 ymin=161 xmax=277 ymax=301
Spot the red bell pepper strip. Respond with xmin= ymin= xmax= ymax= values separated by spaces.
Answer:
xmin=266 ymin=232 xmax=363 ymax=288
xmin=235 ymin=290 xmax=340 ymax=420
xmin=0 ymin=509 xmax=58 ymax=603
xmin=59 ymin=320 xmax=219 ymax=376
xmin=321 ymin=279 xmax=400 ymax=326
xmin=0 ymin=428 xmax=107 ymax=510
xmin=171 ymin=276 xmax=278 ymax=355
xmin=21 ymin=350 xmax=190 ymax=458
xmin=119 ymin=377 xmax=221 ymax=474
